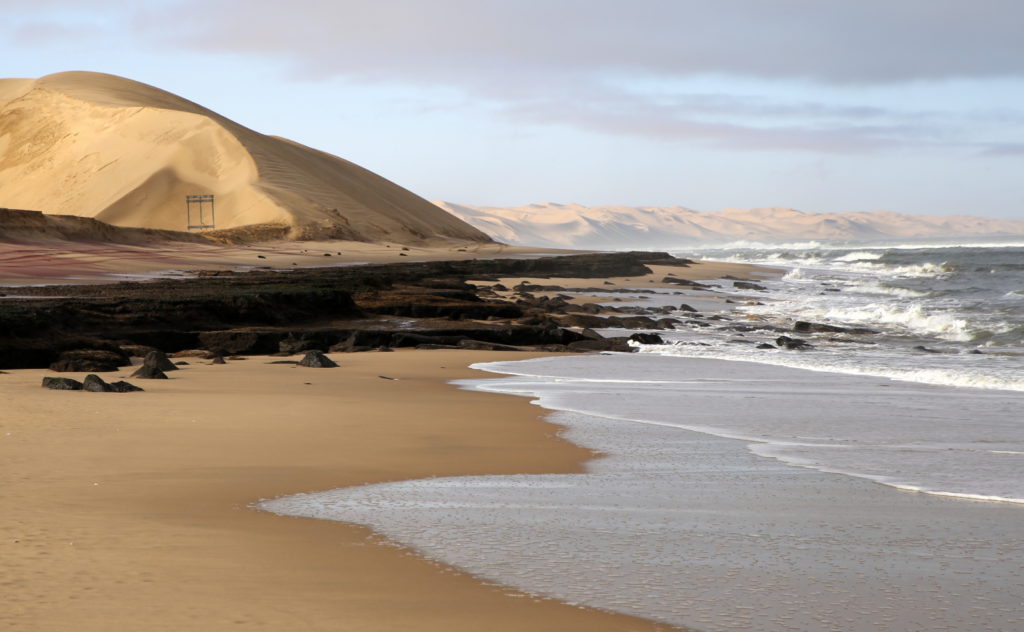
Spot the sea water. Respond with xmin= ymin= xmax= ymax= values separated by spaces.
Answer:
xmin=261 ymin=240 xmax=1024 ymax=631
xmin=658 ymin=239 xmax=1024 ymax=392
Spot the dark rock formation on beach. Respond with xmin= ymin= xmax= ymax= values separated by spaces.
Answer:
xmin=298 ymin=351 xmax=338 ymax=368
xmin=41 ymin=376 xmax=83 ymax=390
xmin=142 ymin=350 xmax=179 ymax=372
xmin=0 ymin=251 xmax=689 ymax=369
xmin=131 ymin=365 xmax=169 ymax=379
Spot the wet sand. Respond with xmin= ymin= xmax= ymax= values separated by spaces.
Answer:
xmin=0 ymin=350 xmax=682 ymax=631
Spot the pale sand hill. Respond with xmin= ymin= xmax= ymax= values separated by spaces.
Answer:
xmin=438 ymin=201 xmax=1024 ymax=248
xmin=0 ymin=72 xmax=490 ymax=244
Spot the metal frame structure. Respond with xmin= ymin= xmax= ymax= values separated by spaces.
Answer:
xmin=186 ymin=194 xmax=216 ymax=231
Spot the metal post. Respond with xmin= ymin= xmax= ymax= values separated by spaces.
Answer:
xmin=186 ymin=194 xmax=216 ymax=231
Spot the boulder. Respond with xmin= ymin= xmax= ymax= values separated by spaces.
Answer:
xmin=109 ymin=381 xmax=144 ymax=392
xmin=628 ymin=333 xmax=664 ymax=345
xmin=49 ymin=349 xmax=128 ymax=372
xmin=677 ymin=304 xmax=698 ymax=313
xmin=210 ymin=355 xmax=227 ymax=365
xmin=298 ymin=350 xmax=338 ymax=368
xmin=457 ymin=339 xmax=522 ymax=351
xmin=733 ymin=281 xmax=767 ymax=291
xmin=82 ymin=374 xmax=113 ymax=392
xmin=41 ymin=376 xmax=83 ymax=390
xmin=775 ymin=336 xmax=813 ymax=350
xmin=143 ymin=350 xmax=178 ymax=372
xmin=566 ymin=338 xmax=634 ymax=352
xmin=756 ymin=343 xmax=777 ymax=350
xmin=131 ymin=365 xmax=169 ymax=379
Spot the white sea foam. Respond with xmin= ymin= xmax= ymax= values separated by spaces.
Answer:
xmin=817 ymin=302 xmax=972 ymax=340
xmin=636 ymin=343 xmax=1024 ymax=392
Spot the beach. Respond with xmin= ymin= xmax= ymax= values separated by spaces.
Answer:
xmin=0 ymin=349 xmax=681 ymax=631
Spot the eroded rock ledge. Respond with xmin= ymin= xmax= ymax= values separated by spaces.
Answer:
xmin=0 ymin=251 xmax=691 ymax=369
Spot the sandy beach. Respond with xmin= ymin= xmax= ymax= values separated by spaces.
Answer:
xmin=0 ymin=349 xmax=682 ymax=632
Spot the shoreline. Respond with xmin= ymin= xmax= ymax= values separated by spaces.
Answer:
xmin=0 ymin=349 xmax=684 ymax=631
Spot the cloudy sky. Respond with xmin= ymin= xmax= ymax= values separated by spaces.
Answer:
xmin=3 ymin=0 xmax=1023 ymax=218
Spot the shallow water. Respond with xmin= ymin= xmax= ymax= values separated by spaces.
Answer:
xmin=262 ymin=354 xmax=1024 ymax=632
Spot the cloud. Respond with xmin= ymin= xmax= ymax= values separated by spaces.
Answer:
xmin=8 ymin=1 xmax=1024 ymax=154
xmin=138 ymin=0 xmax=1024 ymax=84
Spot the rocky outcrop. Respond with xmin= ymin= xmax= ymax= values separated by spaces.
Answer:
xmin=298 ymin=351 xmax=338 ymax=368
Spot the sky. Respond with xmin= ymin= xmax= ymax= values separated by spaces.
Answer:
xmin=2 ymin=0 xmax=1023 ymax=219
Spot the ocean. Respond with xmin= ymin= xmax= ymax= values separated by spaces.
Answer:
xmin=262 ymin=240 xmax=1024 ymax=632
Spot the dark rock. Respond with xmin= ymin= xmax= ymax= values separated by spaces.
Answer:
xmin=733 ymin=281 xmax=767 ymax=291
xmin=578 ymin=328 xmax=605 ymax=340
xmin=756 ymin=343 xmax=777 ymax=349
xmin=914 ymin=345 xmax=940 ymax=353
xmin=82 ymin=374 xmax=113 ymax=392
xmin=49 ymin=349 xmax=129 ymax=373
xmin=567 ymin=338 xmax=634 ymax=353
xmin=677 ymin=304 xmax=698 ymax=313
xmin=109 ymin=380 xmax=144 ymax=392
xmin=131 ymin=365 xmax=169 ymax=379
xmin=457 ymin=339 xmax=522 ymax=351
xmin=298 ymin=350 xmax=338 ymax=368
xmin=175 ymin=361 xmax=189 ymax=366
xmin=119 ymin=344 xmax=159 ymax=359
xmin=775 ymin=336 xmax=813 ymax=350
xmin=267 ymin=360 xmax=300 ymax=365
xmin=661 ymin=277 xmax=709 ymax=288
xmin=794 ymin=321 xmax=878 ymax=335
xmin=210 ymin=355 xmax=227 ymax=365
xmin=279 ymin=335 xmax=317 ymax=355
xmin=143 ymin=350 xmax=178 ymax=371
xmin=41 ymin=376 xmax=83 ymax=390
xmin=628 ymin=333 xmax=664 ymax=345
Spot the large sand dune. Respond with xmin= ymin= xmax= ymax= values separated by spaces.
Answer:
xmin=0 ymin=72 xmax=491 ymax=244
xmin=438 ymin=201 xmax=1024 ymax=248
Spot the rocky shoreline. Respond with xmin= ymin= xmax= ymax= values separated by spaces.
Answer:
xmin=0 ymin=251 xmax=703 ymax=371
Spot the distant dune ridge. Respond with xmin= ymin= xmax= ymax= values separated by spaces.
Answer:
xmin=437 ymin=202 xmax=1024 ymax=248
xmin=0 ymin=71 xmax=491 ymax=244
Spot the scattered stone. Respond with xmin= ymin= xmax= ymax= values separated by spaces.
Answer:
xmin=131 ymin=365 xmax=169 ymax=379
xmin=677 ymin=304 xmax=698 ymax=313
xmin=298 ymin=350 xmax=338 ymax=368
xmin=210 ymin=356 xmax=227 ymax=365
xmin=49 ymin=349 xmax=128 ymax=373
xmin=566 ymin=338 xmax=634 ymax=352
xmin=775 ymin=336 xmax=813 ymax=350
xmin=756 ymin=343 xmax=777 ymax=349
xmin=175 ymin=361 xmax=189 ymax=366
xmin=143 ymin=350 xmax=179 ymax=371
xmin=914 ymin=345 xmax=940 ymax=353
xmin=109 ymin=381 xmax=144 ymax=392
xmin=628 ymin=333 xmax=664 ymax=345
xmin=41 ymin=376 xmax=83 ymax=390
xmin=82 ymin=374 xmax=113 ymax=392
xmin=257 ymin=255 xmax=266 ymax=259
xmin=457 ymin=339 xmax=521 ymax=351
xmin=323 ymin=253 xmax=332 ymax=257
xmin=733 ymin=281 xmax=767 ymax=291
xmin=378 ymin=375 xmax=397 ymax=380
xmin=661 ymin=277 xmax=710 ymax=288
xmin=267 ymin=360 xmax=300 ymax=365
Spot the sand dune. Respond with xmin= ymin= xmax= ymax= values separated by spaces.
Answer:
xmin=438 ymin=201 xmax=1024 ymax=248
xmin=0 ymin=72 xmax=490 ymax=244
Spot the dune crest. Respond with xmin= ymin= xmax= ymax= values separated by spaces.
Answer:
xmin=0 ymin=71 xmax=490 ymax=244
xmin=437 ymin=201 xmax=1024 ymax=248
